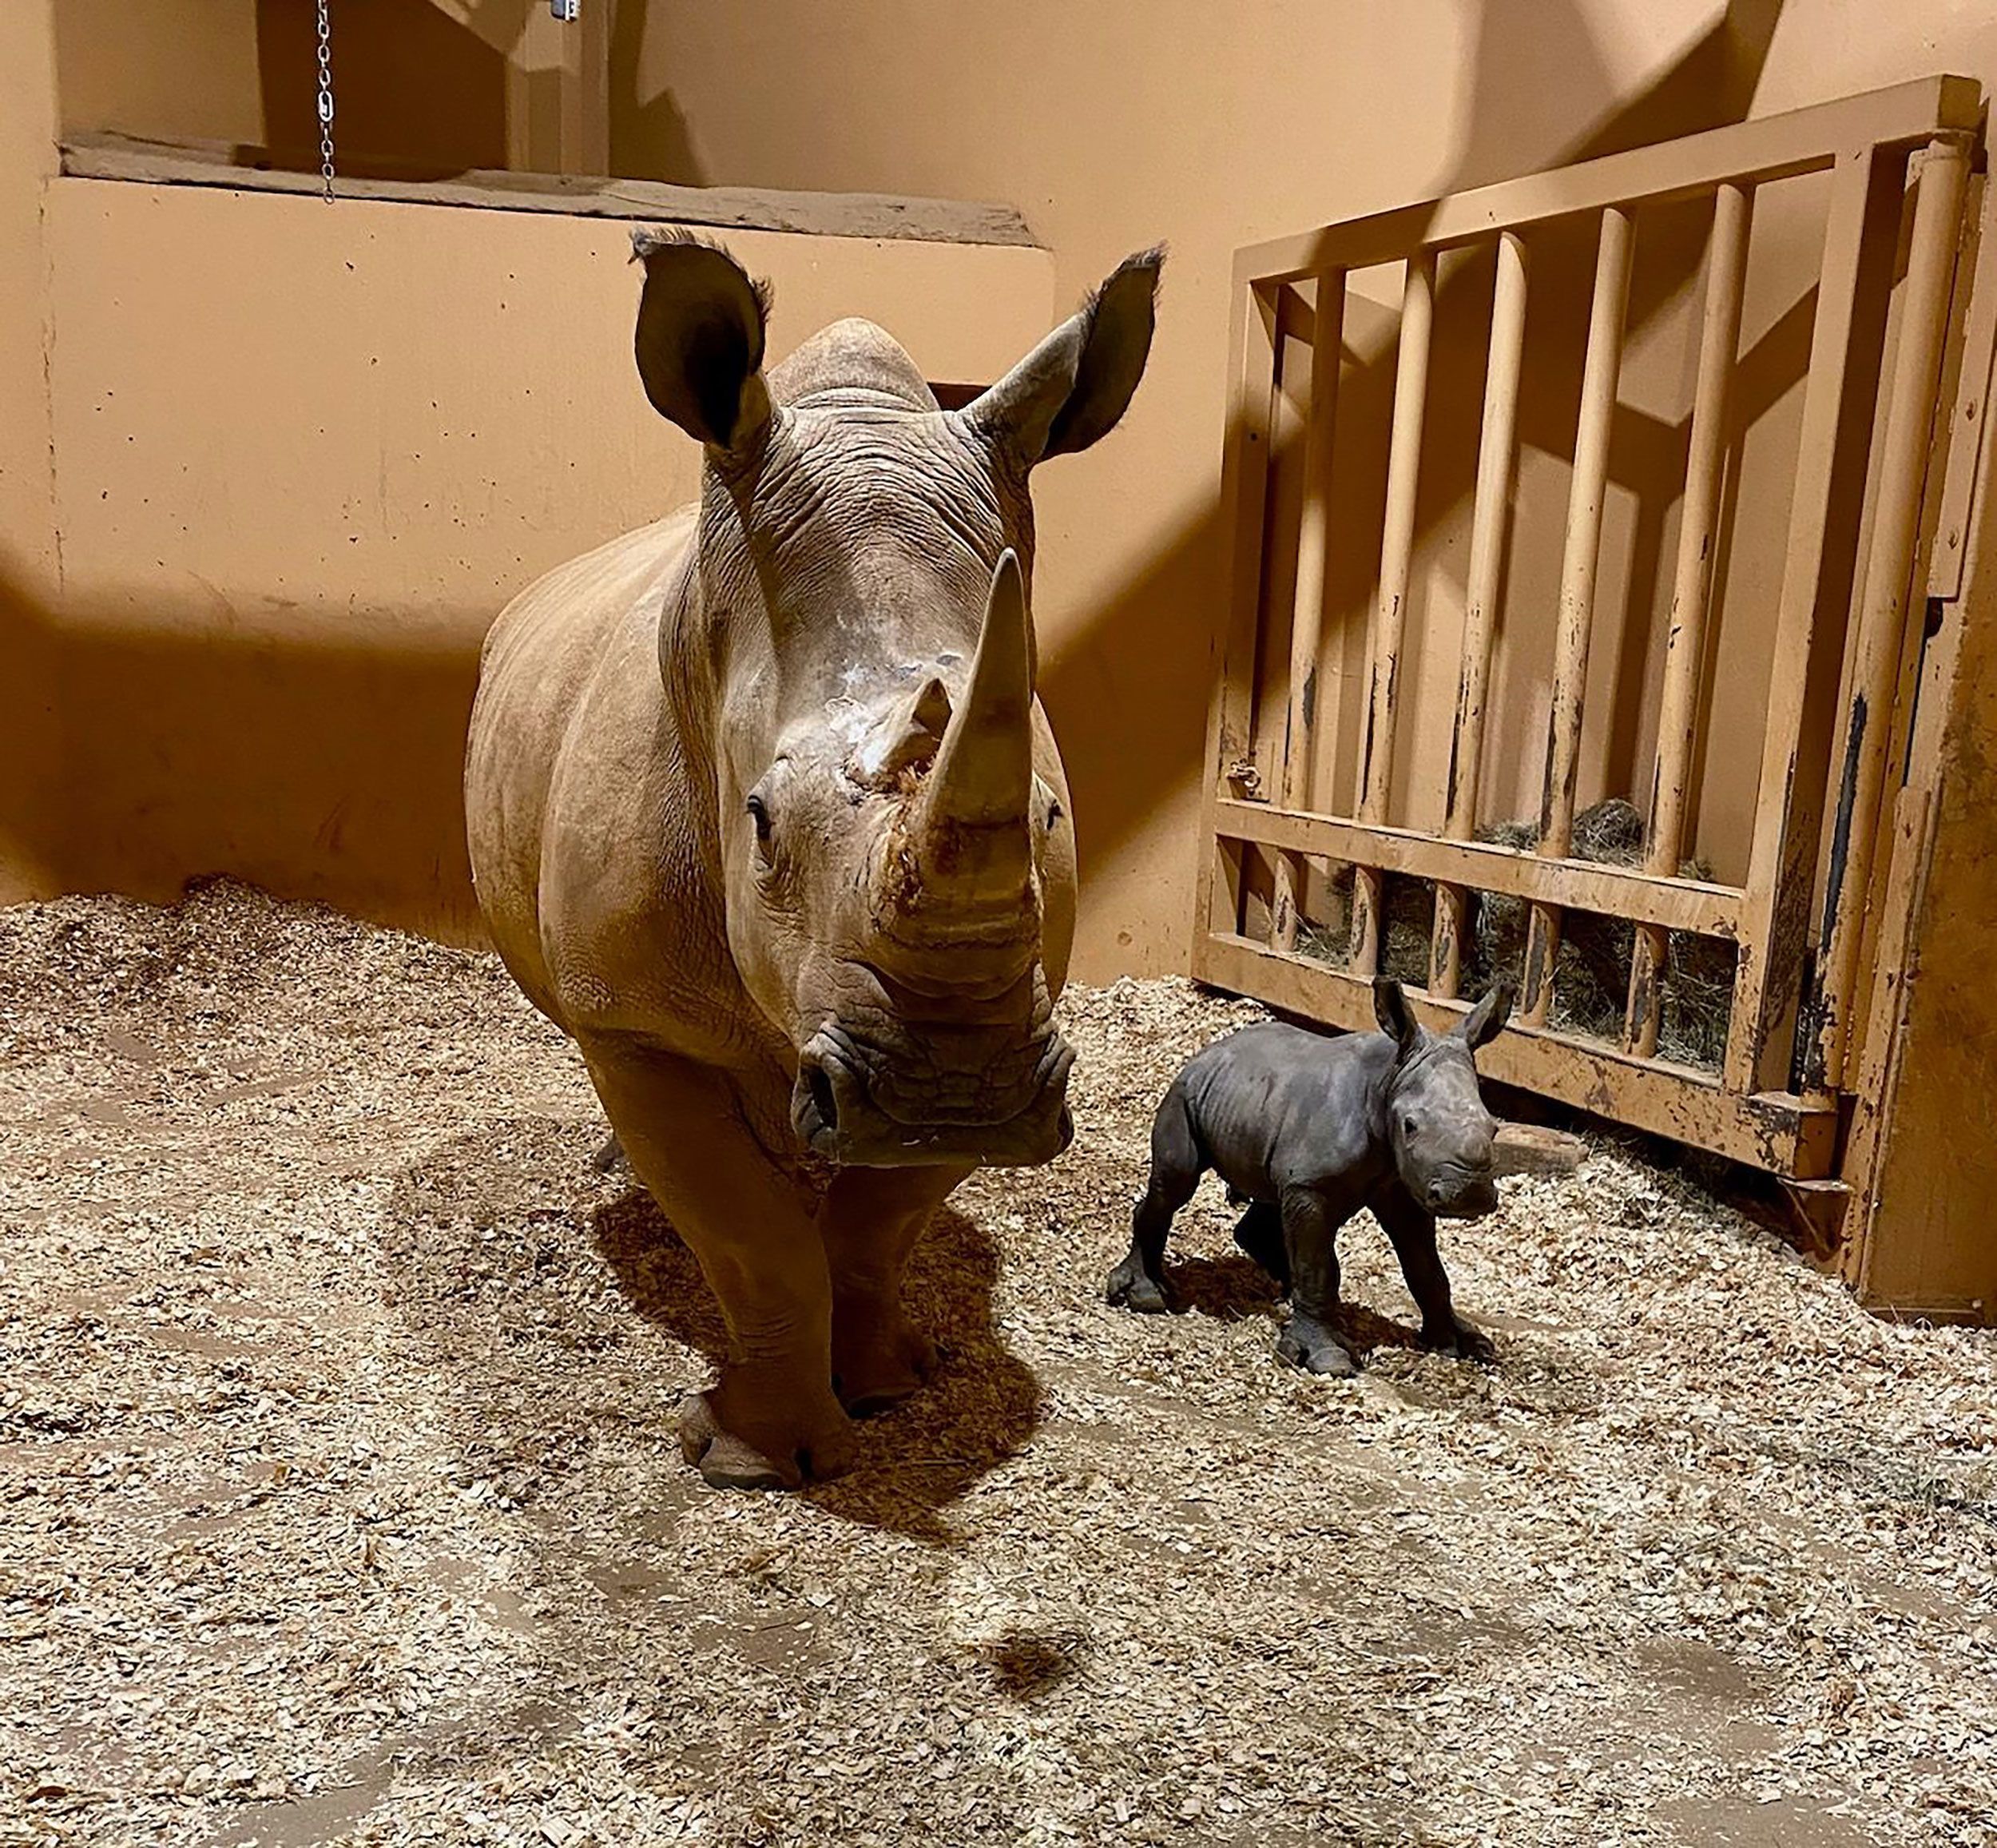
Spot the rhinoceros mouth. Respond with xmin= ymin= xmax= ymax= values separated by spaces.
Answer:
xmin=790 ymin=1020 xmax=1075 ymax=1169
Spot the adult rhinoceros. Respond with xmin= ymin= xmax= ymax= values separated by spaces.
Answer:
xmin=466 ymin=232 xmax=1160 ymax=1490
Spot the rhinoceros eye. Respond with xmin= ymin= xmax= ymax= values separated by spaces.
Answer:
xmin=1402 ymin=1114 xmax=1419 ymax=1138
xmin=745 ymin=791 xmax=772 ymax=848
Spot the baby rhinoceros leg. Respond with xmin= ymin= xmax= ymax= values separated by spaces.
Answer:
xmin=1230 ymin=1198 xmax=1290 ymax=1290
xmin=1372 ymin=1186 xmax=1496 ymax=1365
xmin=1272 ymin=1186 xmax=1360 ymax=1377
xmin=1106 ymin=1091 xmax=1203 ymax=1314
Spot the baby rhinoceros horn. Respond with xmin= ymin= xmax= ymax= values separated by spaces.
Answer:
xmin=899 ymin=550 xmax=1037 ymax=931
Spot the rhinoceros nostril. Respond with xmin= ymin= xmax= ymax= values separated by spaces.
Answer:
xmin=806 ymin=1062 xmax=840 ymax=1133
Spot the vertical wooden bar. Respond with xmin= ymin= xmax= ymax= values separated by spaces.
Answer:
xmin=1723 ymin=149 xmax=1905 ymax=1094
xmin=1351 ymin=247 xmax=1435 ymax=976
xmin=1432 ymin=232 xmax=1530 ymax=994
xmin=1626 ymin=182 xmax=1753 ymax=1057
xmin=1809 ymin=133 xmax=1972 ymax=1095
xmin=1523 ymin=209 xmax=1634 ymax=1026
xmin=1193 ymin=267 xmax=1284 ymax=964
xmin=1273 ymin=272 xmax=1347 ymax=951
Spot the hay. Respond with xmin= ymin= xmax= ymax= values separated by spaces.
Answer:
xmin=2 ymin=884 xmax=1995 ymax=1846
xmin=1297 ymin=800 xmax=1738 ymax=1068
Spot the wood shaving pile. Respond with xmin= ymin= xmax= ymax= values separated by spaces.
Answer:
xmin=2 ymin=882 xmax=1993 ymax=1846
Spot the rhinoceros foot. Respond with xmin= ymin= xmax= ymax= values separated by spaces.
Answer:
xmin=677 ymin=1379 xmax=856 ymax=1492
xmin=1104 ymin=1243 xmax=1169 ymax=1315
xmin=833 ymin=1317 xmax=939 ymax=1418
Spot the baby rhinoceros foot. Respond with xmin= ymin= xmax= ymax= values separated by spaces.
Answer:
xmin=833 ymin=1316 xmax=940 ymax=1419
xmin=677 ymin=1369 xmax=856 ymax=1492
xmin=1105 ymin=1244 xmax=1169 ymax=1315
xmin=1421 ymin=1317 xmax=1497 ymax=1365
xmin=1276 ymin=1311 xmax=1360 ymax=1377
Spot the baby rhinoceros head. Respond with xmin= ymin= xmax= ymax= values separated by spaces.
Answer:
xmin=1374 ymin=977 xmax=1513 ymax=1218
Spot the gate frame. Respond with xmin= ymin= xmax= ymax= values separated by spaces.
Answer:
xmin=1192 ymin=76 xmax=1985 ymax=1180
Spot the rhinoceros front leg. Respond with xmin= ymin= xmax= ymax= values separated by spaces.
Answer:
xmin=819 ymin=1163 xmax=969 ymax=1417
xmin=581 ymin=1039 xmax=856 ymax=1491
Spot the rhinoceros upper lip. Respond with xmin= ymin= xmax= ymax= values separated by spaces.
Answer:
xmin=800 ymin=1021 xmax=1071 ymax=1132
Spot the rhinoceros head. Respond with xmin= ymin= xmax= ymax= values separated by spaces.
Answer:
xmin=629 ymin=232 xmax=1161 ymax=1168
xmin=1374 ymin=978 xmax=1513 ymax=1218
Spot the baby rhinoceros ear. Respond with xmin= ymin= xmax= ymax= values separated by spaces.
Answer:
xmin=1458 ymin=983 xmax=1514 ymax=1052
xmin=1372 ymin=976 xmax=1421 ymax=1056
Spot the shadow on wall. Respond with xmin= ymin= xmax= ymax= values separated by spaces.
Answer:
xmin=252 ymin=0 xmax=513 ymax=178
xmin=1035 ymin=0 xmax=1792 ymax=923
xmin=2 ymin=567 xmax=489 ymax=944
xmin=0 ymin=562 xmax=64 ymax=900
xmin=607 ymin=0 xmax=709 ymax=186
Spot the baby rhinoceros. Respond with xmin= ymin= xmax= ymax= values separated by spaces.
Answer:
xmin=1106 ymin=978 xmax=1513 ymax=1377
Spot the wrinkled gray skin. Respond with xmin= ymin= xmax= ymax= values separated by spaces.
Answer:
xmin=466 ymin=232 xmax=1161 ymax=1489
xmin=1106 ymin=979 xmax=1513 ymax=1376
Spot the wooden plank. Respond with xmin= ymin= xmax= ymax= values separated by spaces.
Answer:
xmin=1233 ymin=77 xmax=1979 ymax=284
xmin=1194 ymin=281 xmax=1283 ymax=953
xmin=1199 ymin=932 xmax=1838 ymax=1175
xmin=1351 ymin=248 xmax=1435 ymax=976
xmin=60 ymin=132 xmax=1041 ymax=248
xmin=1273 ymin=272 xmax=1346 ymax=951
xmin=1927 ymin=172 xmax=1996 ymax=602
xmin=1627 ymin=182 xmax=1753 ymax=1057
xmin=1493 ymin=1123 xmax=1587 ymax=1177
xmin=1724 ymin=149 xmax=1906 ymax=1095
xmin=1214 ymin=799 xmax=1741 ymax=936
xmin=1809 ymin=133 xmax=1973 ymax=1095
xmin=1434 ymin=231 xmax=1530 ymax=996
xmin=1525 ymin=206 xmax=1634 ymax=1025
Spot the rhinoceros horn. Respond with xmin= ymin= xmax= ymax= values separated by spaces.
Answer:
xmin=904 ymin=549 xmax=1035 ymax=916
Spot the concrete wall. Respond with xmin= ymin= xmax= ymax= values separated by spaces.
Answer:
xmin=608 ymin=0 xmax=1997 ymax=976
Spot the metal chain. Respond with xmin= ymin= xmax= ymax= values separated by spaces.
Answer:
xmin=316 ymin=0 xmax=335 ymax=204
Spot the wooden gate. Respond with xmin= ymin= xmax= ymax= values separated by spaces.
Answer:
xmin=1193 ymin=77 xmax=1984 ymax=1178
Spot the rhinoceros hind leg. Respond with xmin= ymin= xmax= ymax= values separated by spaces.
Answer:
xmin=820 ymin=1165 xmax=965 ymax=1416
xmin=1231 ymin=1199 xmax=1290 ymax=1290
xmin=582 ymin=1039 xmax=855 ymax=1490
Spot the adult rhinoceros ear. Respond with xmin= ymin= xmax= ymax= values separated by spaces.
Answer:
xmin=630 ymin=229 xmax=774 ymax=454
xmin=966 ymin=246 xmax=1163 ymax=465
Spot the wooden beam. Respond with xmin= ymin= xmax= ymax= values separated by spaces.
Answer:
xmin=1196 ymin=283 xmax=1282 ymax=945
xmin=1434 ymin=231 xmax=1530 ymax=996
xmin=1273 ymin=272 xmax=1346 ymax=951
xmin=1213 ymin=799 xmax=1741 ymax=936
xmin=1233 ymin=76 xmax=1979 ymax=285
xmin=1198 ymin=932 xmax=1838 ymax=1175
xmin=1525 ymin=205 xmax=1634 ymax=1026
xmin=1722 ymin=149 xmax=1905 ymax=1095
xmin=59 ymin=133 xmax=1040 ymax=246
xmin=1352 ymin=248 xmax=1435 ymax=976
xmin=1627 ymin=182 xmax=1753 ymax=1056
xmin=1810 ymin=133 xmax=1973 ymax=1095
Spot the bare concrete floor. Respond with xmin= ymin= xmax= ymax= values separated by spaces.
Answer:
xmin=2 ymin=884 xmax=1994 ymax=1847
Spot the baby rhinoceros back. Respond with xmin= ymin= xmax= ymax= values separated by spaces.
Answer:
xmin=1106 ymin=978 xmax=1513 ymax=1378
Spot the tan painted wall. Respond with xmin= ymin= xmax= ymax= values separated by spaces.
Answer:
xmin=25 ymin=181 xmax=1050 ymax=940
xmin=0 ymin=2 xmax=62 ymax=901
xmin=610 ymin=0 xmax=1997 ymax=977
